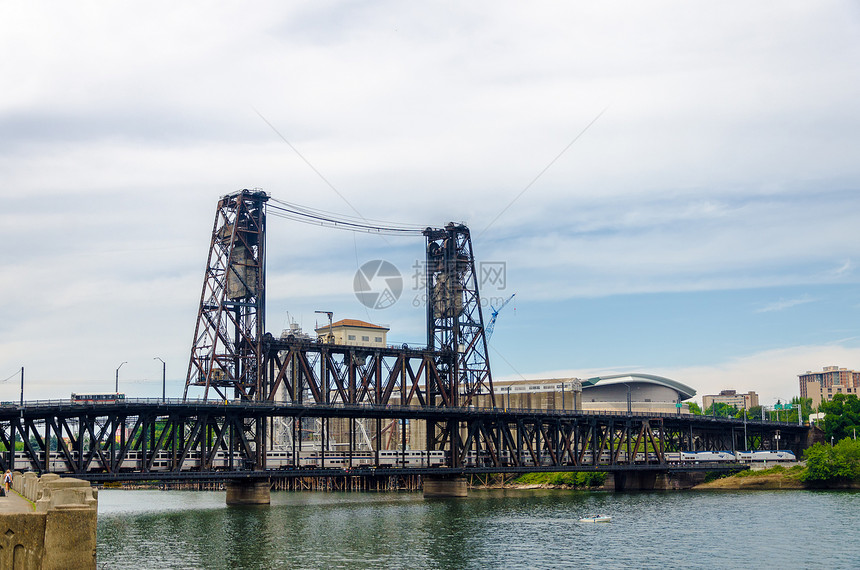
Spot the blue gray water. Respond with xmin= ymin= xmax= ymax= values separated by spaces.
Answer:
xmin=97 ymin=488 xmax=859 ymax=569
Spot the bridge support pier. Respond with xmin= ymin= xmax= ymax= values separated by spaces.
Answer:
xmin=612 ymin=471 xmax=658 ymax=491
xmin=612 ymin=470 xmax=709 ymax=491
xmin=226 ymin=479 xmax=270 ymax=505
xmin=423 ymin=476 xmax=468 ymax=498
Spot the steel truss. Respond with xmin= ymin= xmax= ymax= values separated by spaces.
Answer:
xmin=261 ymin=338 xmax=454 ymax=406
xmin=186 ymin=189 xmax=269 ymax=401
xmin=0 ymin=404 xmax=264 ymax=475
xmin=0 ymin=403 xmax=808 ymax=479
xmin=423 ymin=223 xmax=494 ymax=408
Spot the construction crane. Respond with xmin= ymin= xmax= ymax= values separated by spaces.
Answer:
xmin=485 ymin=293 xmax=515 ymax=341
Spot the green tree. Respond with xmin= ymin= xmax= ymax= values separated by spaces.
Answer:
xmin=687 ymin=402 xmax=702 ymax=415
xmin=704 ymin=402 xmax=739 ymax=418
xmin=746 ymin=405 xmax=762 ymax=420
xmin=772 ymin=396 xmax=814 ymax=424
xmin=801 ymin=438 xmax=860 ymax=483
xmin=793 ymin=396 xmax=815 ymax=420
xmin=819 ymin=394 xmax=860 ymax=442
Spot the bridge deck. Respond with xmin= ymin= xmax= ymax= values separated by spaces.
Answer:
xmin=0 ymin=399 xmax=803 ymax=482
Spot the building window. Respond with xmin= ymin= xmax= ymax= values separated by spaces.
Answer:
xmin=375 ymin=337 xmax=382 ymax=343
xmin=362 ymin=336 xmax=370 ymax=341
xmin=348 ymin=335 xmax=356 ymax=341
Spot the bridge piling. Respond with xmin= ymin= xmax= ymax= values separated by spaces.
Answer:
xmin=423 ymin=476 xmax=468 ymax=498
xmin=613 ymin=471 xmax=658 ymax=491
xmin=225 ymin=479 xmax=270 ymax=505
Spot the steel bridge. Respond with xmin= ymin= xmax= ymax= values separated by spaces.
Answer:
xmin=5 ymin=191 xmax=809 ymax=492
xmin=0 ymin=398 xmax=806 ymax=482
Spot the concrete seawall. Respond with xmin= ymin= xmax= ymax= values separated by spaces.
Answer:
xmin=0 ymin=472 xmax=98 ymax=569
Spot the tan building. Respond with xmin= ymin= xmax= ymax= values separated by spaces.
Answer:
xmin=701 ymin=390 xmax=759 ymax=411
xmin=313 ymin=319 xmax=396 ymax=450
xmin=473 ymin=374 xmax=696 ymax=415
xmin=479 ymin=378 xmax=582 ymax=411
xmin=799 ymin=366 xmax=860 ymax=409
xmin=314 ymin=318 xmax=389 ymax=348
xmin=803 ymin=380 xmax=858 ymax=410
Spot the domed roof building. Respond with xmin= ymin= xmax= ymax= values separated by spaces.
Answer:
xmin=581 ymin=373 xmax=696 ymax=414
xmin=487 ymin=373 xmax=696 ymax=414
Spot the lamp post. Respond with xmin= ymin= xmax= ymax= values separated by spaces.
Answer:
xmin=154 ymin=357 xmax=166 ymax=402
xmin=116 ymin=361 xmax=127 ymax=394
xmin=619 ymin=382 xmax=632 ymax=415
xmin=561 ymin=382 xmax=565 ymax=412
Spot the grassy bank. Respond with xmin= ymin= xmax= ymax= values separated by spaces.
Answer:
xmin=695 ymin=464 xmax=860 ymax=490
xmin=695 ymin=465 xmax=806 ymax=490
xmin=507 ymin=471 xmax=607 ymax=489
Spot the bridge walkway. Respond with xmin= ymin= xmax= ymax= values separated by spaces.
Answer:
xmin=0 ymin=489 xmax=31 ymax=514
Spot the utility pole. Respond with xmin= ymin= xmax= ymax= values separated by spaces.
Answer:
xmin=20 ymin=366 xmax=23 ymax=406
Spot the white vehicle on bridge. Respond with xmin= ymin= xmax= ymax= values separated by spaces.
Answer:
xmin=736 ymin=450 xmax=796 ymax=463
xmin=680 ymin=451 xmax=736 ymax=462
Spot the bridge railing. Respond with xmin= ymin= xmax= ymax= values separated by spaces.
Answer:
xmin=0 ymin=398 xmax=803 ymax=427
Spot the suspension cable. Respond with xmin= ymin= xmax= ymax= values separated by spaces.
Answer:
xmin=267 ymin=198 xmax=428 ymax=236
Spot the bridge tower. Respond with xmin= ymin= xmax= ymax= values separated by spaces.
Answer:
xmin=185 ymin=189 xmax=269 ymax=402
xmin=424 ymin=223 xmax=495 ymax=407
xmin=423 ymin=224 xmax=495 ymax=466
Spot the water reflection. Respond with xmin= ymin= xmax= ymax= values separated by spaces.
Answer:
xmin=98 ymin=489 xmax=860 ymax=569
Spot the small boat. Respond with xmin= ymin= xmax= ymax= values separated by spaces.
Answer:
xmin=579 ymin=514 xmax=612 ymax=523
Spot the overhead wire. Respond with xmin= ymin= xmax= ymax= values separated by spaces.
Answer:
xmin=0 ymin=369 xmax=21 ymax=383
xmin=267 ymin=198 xmax=428 ymax=236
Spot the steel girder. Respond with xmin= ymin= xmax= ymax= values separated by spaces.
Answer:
xmin=0 ymin=403 xmax=808 ymax=478
xmin=0 ymin=407 xmax=260 ymax=476
xmin=457 ymin=416 xmax=670 ymax=468
xmin=262 ymin=338 xmax=455 ymax=406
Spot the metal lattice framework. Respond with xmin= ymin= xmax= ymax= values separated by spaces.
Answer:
xmin=185 ymin=189 xmax=269 ymax=401
xmin=262 ymin=338 xmax=454 ymax=406
xmin=424 ymin=223 xmax=495 ymax=408
xmin=0 ymin=402 xmax=806 ymax=479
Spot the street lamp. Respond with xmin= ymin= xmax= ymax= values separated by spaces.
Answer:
xmin=619 ymin=382 xmax=632 ymax=415
xmin=154 ymin=357 xmax=166 ymax=402
xmin=115 ymin=361 xmax=127 ymax=394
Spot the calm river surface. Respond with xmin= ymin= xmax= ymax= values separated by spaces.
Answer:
xmin=97 ymin=488 xmax=858 ymax=569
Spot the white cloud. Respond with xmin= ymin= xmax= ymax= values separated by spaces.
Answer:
xmin=755 ymin=296 xmax=816 ymax=313
xmin=2 ymin=1 xmax=859 ymax=399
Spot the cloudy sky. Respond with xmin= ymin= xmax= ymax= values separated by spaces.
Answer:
xmin=2 ymin=1 xmax=859 ymax=406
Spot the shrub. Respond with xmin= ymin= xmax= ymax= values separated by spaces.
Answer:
xmin=800 ymin=438 xmax=860 ymax=484
xmin=511 ymin=471 xmax=606 ymax=488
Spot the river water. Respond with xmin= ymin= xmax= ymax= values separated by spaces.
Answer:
xmin=97 ymin=488 xmax=858 ymax=569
